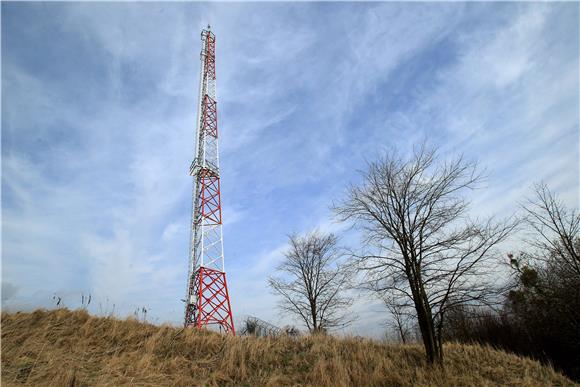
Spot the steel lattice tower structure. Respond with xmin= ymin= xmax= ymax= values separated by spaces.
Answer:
xmin=184 ymin=26 xmax=235 ymax=334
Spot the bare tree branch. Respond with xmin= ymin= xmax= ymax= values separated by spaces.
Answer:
xmin=521 ymin=183 xmax=580 ymax=277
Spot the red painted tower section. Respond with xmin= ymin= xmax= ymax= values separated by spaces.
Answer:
xmin=184 ymin=26 xmax=235 ymax=334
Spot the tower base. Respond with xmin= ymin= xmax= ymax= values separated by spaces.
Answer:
xmin=185 ymin=267 xmax=235 ymax=335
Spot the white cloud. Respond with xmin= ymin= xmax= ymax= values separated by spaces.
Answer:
xmin=162 ymin=222 xmax=182 ymax=242
xmin=455 ymin=5 xmax=548 ymax=89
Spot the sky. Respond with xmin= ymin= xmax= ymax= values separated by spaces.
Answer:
xmin=1 ymin=2 xmax=578 ymax=337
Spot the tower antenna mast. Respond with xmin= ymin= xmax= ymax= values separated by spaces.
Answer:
xmin=184 ymin=26 xmax=235 ymax=334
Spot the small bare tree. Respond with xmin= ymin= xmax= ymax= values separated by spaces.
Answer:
xmin=335 ymin=145 xmax=515 ymax=364
xmin=382 ymin=296 xmax=413 ymax=344
xmin=522 ymin=183 xmax=580 ymax=277
xmin=268 ymin=231 xmax=353 ymax=333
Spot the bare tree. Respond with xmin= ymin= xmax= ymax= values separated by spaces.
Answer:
xmin=268 ymin=231 xmax=353 ymax=333
xmin=382 ymin=296 xmax=413 ymax=344
xmin=334 ymin=145 xmax=515 ymax=364
xmin=497 ymin=184 xmax=580 ymax=380
xmin=522 ymin=183 xmax=580 ymax=277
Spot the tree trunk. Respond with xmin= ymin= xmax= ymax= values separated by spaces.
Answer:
xmin=416 ymin=302 xmax=437 ymax=363
xmin=413 ymin=284 xmax=442 ymax=365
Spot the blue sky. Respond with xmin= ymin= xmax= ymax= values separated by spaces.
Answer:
xmin=2 ymin=2 xmax=578 ymax=336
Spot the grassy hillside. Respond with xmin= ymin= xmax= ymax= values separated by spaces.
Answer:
xmin=1 ymin=309 xmax=575 ymax=386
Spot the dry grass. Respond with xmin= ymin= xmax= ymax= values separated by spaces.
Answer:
xmin=1 ymin=309 xmax=575 ymax=386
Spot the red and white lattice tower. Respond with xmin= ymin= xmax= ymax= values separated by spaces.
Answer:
xmin=184 ymin=26 xmax=235 ymax=334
